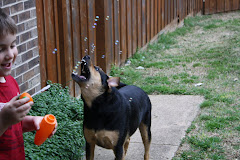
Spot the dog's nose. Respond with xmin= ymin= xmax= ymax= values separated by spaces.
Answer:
xmin=83 ymin=55 xmax=90 ymax=60
xmin=81 ymin=55 xmax=90 ymax=63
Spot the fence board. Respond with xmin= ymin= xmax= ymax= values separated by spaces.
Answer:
xmin=88 ymin=0 xmax=96 ymax=65
xmin=105 ymin=0 xmax=114 ymax=71
xmin=113 ymin=0 xmax=120 ymax=66
xmin=233 ymin=0 xmax=239 ymax=10
xmin=168 ymin=0 xmax=170 ymax=24
xmin=141 ymin=0 xmax=146 ymax=46
xmin=120 ymin=0 xmax=127 ymax=64
xmin=36 ymin=0 xmax=46 ymax=87
xmin=210 ymin=0 xmax=217 ymax=14
xmin=62 ymin=0 xmax=74 ymax=94
xmin=171 ymin=0 xmax=174 ymax=22
xmin=137 ymin=0 xmax=142 ymax=48
xmin=71 ymin=0 xmax=81 ymax=95
xmin=54 ymin=0 xmax=62 ymax=85
xmin=44 ymin=0 xmax=57 ymax=84
xmin=158 ymin=0 xmax=162 ymax=32
xmin=155 ymin=0 xmax=158 ymax=35
xmin=127 ymin=0 xmax=132 ymax=58
xmin=151 ymin=0 xmax=154 ymax=39
xmin=164 ymin=0 xmax=167 ymax=26
xmin=217 ymin=0 xmax=225 ymax=13
xmin=161 ymin=0 xmax=165 ymax=28
xmin=80 ymin=0 xmax=88 ymax=57
xmin=132 ymin=0 xmax=137 ymax=54
xmin=146 ymin=0 xmax=150 ymax=42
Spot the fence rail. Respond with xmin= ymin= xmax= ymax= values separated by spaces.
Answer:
xmin=36 ymin=0 xmax=203 ymax=96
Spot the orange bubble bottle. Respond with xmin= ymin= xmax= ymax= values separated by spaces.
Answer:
xmin=19 ymin=92 xmax=33 ymax=103
xmin=34 ymin=114 xmax=57 ymax=146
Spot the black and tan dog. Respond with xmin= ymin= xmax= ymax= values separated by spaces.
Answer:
xmin=72 ymin=55 xmax=151 ymax=160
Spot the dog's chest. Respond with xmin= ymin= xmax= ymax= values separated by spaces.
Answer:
xmin=84 ymin=128 xmax=119 ymax=149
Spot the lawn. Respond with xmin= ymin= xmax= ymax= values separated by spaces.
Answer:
xmin=111 ymin=11 xmax=240 ymax=159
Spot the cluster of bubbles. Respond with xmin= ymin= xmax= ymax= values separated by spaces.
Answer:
xmin=93 ymin=15 xmax=100 ymax=28
xmin=52 ymin=48 xmax=57 ymax=54
xmin=91 ymin=43 xmax=96 ymax=54
xmin=72 ymin=61 xmax=81 ymax=74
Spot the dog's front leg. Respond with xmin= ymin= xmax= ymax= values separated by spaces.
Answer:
xmin=86 ymin=142 xmax=95 ymax=160
xmin=114 ymin=145 xmax=125 ymax=160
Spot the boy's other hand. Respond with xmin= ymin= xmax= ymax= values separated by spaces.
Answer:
xmin=0 ymin=95 xmax=33 ymax=128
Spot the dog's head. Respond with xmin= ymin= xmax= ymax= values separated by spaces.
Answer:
xmin=72 ymin=55 xmax=120 ymax=107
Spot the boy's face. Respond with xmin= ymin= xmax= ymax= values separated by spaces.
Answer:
xmin=0 ymin=34 xmax=18 ymax=78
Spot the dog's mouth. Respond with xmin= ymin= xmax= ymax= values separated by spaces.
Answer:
xmin=72 ymin=55 xmax=91 ymax=82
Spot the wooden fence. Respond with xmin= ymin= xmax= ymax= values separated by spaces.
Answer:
xmin=36 ymin=0 xmax=203 ymax=96
xmin=204 ymin=0 xmax=240 ymax=14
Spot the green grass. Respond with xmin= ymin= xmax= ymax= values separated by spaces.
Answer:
xmin=111 ymin=12 xmax=240 ymax=159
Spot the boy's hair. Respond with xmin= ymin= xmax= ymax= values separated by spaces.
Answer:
xmin=0 ymin=8 xmax=17 ymax=37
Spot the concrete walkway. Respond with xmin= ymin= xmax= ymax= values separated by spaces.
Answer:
xmin=94 ymin=95 xmax=204 ymax=160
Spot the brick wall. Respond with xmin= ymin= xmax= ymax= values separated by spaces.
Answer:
xmin=1 ymin=0 xmax=41 ymax=95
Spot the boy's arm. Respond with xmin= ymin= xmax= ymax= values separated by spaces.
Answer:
xmin=0 ymin=104 xmax=8 ymax=135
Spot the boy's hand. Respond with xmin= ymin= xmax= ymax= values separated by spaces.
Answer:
xmin=0 ymin=95 xmax=33 ymax=128
xmin=22 ymin=116 xmax=58 ymax=138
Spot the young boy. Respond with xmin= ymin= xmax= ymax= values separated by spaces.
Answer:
xmin=0 ymin=8 xmax=57 ymax=159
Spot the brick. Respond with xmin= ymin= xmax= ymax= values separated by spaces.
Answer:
xmin=16 ymin=36 xmax=19 ymax=45
xmin=25 ymin=18 xmax=37 ymax=30
xmin=28 ymin=74 xmax=40 ymax=88
xmin=23 ymin=68 xmax=35 ymax=81
xmin=19 ymin=81 xmax=28 ymax=93
xmin=21 ymin=50 xmax=33 ymax=61
xmin=2 ymin=7 xmax=10 ymax=15
xmin=10 ymin=68 xmax=16 ymax=77
xmin=13 ymin=56 xmax=22 ymax=68
xmin=15 ymin=75 xmax=23 ymax=85
xmin=24 ymin=0 xmax=35 ymax=9
xmin=34 ymin=65 xmax=40 ymax=74
xmin=31 ymin=28 xmax=38 ymax=37
xmin=11 ymin=15 xmax=18 ymax=23
xmin=16 ymin=63 xmax=28 ymax=76
xmin=30 ymin=8 xmax=36 ymax=17
xmin=26 ymin=38 xmax=38 ymax=50
xmin=20 ymin=30 xmax=32 ymax=43
xmin=17 ymin=43 xmax=27 ymax=53
xmin=11 ymin=2 xmax=23 ymax=14
xmin=22 ymin=50 xmax=33 ymax=62
xmin=34 ymin=84 xmax=41 ymax=93
xmin=17 ymin=23 xmax=25 ymax=33
xmin=28 ymin=56 xmax=39 ymax=69
xmin=32 ymin=47 xmax=39 ymax=57
xmin=3 ymin=0 xmax=16 ymax=6
xmin=18 ymin=10 xmax=31 ymax=22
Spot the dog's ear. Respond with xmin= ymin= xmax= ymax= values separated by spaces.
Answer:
xmin=107 ymin=77 xmax=120 ymax=88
